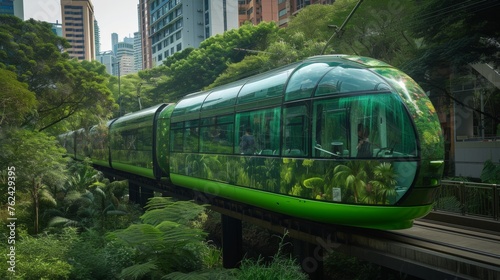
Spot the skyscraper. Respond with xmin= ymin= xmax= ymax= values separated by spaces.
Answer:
xmin=61 ymin=0 xmax=96 ymax=61
xmin=0 ymin=0 xmax=23 ymax=19
xmin=133 ymin=31 xmax=143 ymax=72
xmin=94 ymin=19 xmax=100 ymax=56
xmin=238 ymin=0 xmax=335 ymax=27
xmin=114 ymin=42 xmax=135 ymax=76
xmin=146 ymin=0 xmax=238 ymax=67
xmin=111 ymin=32 xmax=119 ymax=54
xmin=138 ymin=0 xmax=152 ymax=70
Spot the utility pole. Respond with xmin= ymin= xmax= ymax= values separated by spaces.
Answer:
xmin=113 ymin=61 xmax=122 ymax=116
xmin=136 ymin=82 xmax=143 ymax=110
xmin=321 ymin=0 xmax=364 ymax=55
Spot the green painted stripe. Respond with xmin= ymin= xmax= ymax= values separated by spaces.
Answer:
xmin=91 ymin=159 xmax=110 ymax=168
xmin=111 ymin=162 xmax=154 ymax=178
xmin=170 ymin=173 xmax=432 ymax=230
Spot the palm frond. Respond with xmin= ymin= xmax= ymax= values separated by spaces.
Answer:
xmin=105 ymin=210 xmax=128 ymax=216
xmin=164 ymin=269 xmax=238 ymax=280
xmin=142 ymin=198 xmax=207 ymax=226
xmin=39 ymin=188 xmax=57 ymax=206
xmin=48 ymin=216 xmax=80 ymax=227
xmin=120 ymin=260 xmax=158 ymax=280
xmin=110 ymin=224 xmax=163 ymax=246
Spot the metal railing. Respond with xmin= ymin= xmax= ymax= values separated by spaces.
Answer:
xmin=433 ymin=180 xmax=499 ymax=221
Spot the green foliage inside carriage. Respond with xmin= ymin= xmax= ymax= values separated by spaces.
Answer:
xmin=170 ymin=153 xmax=417 ymax=205
xmin=109 ymin=104 xmax=165 ymax=177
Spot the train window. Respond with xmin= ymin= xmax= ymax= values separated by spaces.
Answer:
xmin=111 ymin=125 xmax=154 ymax=168
xmin=313 ymin=104 xmax=350 ymax=158
xmin=200 ymin=115 xmax=234 ymax=154
xmin=235 ymin=107 xmax=281 ymax=155
xmin=312 ymin=94 xmax=417 ymax=158
xmin=283 ymin=105 xmax=309 ymax=156
xmin=170 ymin=120 xmax=200 ymax=153
xmin=170 ymin=122 xmax=184 ymax=152
xmin=184 ymin=120 xmax=199 ymax=153
xmin=315 ymin=67 xmax=391 ymax=96
xmin=202 ymin=85 xmax=241 ymax=111
xmin=285 ymin=63 xmax=330 ymax=101
xmin=89 ymin=123 xmax=110 ymax=162
xmin=171 ymin=91 xmax=209 ymax=120
xmin=237 ymin=72 xmax=288 ymax=105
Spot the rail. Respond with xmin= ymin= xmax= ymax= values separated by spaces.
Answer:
xmin=433 ymin=180 xmax=499 ymax=221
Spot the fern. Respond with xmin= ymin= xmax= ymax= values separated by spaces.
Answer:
xmin=109 ymin=197 xmax=210 ymax=278
xmin=120 ymin=260 xmax=158 ymax=280
xmin=142 ymin=197 xmax=207 ymax=226
xmin=164 ymin=269 xmax=238 ymax=280
xmin=480 ymin=160 xmax=500 ymax=183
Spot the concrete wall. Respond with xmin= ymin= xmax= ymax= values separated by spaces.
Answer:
xmin=455 ymin=140 xmax=500 ymax=178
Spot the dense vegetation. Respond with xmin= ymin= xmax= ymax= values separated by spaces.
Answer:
xmin=1 ymin=0 xmax=499 ymax=278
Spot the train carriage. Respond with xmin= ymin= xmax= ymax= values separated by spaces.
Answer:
xmin=65 ymin=55 xmax=444 ymax=230
xmin=166 ymin=55 xmax=444 ymax=229
xmin=108 ymin=103 xmax=171 ymax=179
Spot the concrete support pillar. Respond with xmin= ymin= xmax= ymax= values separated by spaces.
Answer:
xmin=140 ymin=186 xmax=154 ymax=207
xmin=222 ymin=214 xmax=242 ymax=268
xmin=293 ymin=239 xmax=324 ymax=280
xmin=128 ymin=182 xmax=140 ymax=204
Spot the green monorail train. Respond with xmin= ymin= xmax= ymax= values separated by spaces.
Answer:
xmin=59 ymin=55 xmax=445 ymax=230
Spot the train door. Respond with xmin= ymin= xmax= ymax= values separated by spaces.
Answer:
xmin=283 ymin=104 xmax=309 ymax=156
xmin=313 ymin=101 xmax=350 ymax=158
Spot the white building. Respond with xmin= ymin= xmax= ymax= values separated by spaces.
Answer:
xmin=134 ymin=31 xmax=143 ymax=72
xmin=149 ymin=0 xmax=238 ymax=67
xmin=114 ymin=42 xmax=135 ymax=76
xmin=96 ymin=51 xmax=114 ymax=75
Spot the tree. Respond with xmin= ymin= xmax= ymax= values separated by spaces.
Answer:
xmin=0 ymin=128 xmax=68 ymax=234
xmin=144 ymin=22 xmax=280 ymax=102
xmin=404 ymin=0 xmax=500 ymax=136
xmin=0 ymin=69 xmax=37 ymax=127
xmin=407 ymin=0 xmax=500 ymax=81
xmin=0 ymin=15 xmax=115 ymax=132
xmin=34 ymin=59 xmax=116 ymax=132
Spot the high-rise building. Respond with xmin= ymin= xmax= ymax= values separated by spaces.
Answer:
xmin=138 ymin=0 xmax=153 ymax=70
xmin=0 ymin=0 xmax=23 ymax=19
xmin=61 ymin=0 xmax=96 ymax=61
xmin=111 ymin=32 xmax=119 ymax=53
xmin=147 ymin=0 xmax=238 ymax=67
xmin=114 ymin=42 xmax=135 ymax=76
xmin=94 ymin=19 xmax=100 ymax=56
xmin=96 ymin=50 xmax=114 ymax=75
xmin=134 ymin=31 xmax=143 ymax=72
xmin=239 ymin=0 xmax=334 ymax=27
xmin=51 ymin=20 xmax=63 ymax=37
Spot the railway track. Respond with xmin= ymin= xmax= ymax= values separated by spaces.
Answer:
xmin=356 ymin=220 xmax=500 ymax=279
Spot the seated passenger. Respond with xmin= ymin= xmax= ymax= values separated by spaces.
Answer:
xmin=357 ymin=124 xmax=372 ymax=157
xmin=240 ymin=128 xmax=256 ymax=155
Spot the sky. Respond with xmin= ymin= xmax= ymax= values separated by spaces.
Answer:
xmin=24 ymin=0 xmax=139 ymax=52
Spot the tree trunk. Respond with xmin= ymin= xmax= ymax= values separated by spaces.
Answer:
xmin=32 ymin=178 xmax=40 ymax=235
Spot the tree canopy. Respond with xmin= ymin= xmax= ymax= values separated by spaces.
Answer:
xmin=138 ymin=21 xmax=280 ymax=104
xmin=0 ymin=69 xmax=37 ymax=126
xmin=404 ymin=0 xmax=500 ymax=84
xmin=0 ymin=15 xmax=115 ymax=132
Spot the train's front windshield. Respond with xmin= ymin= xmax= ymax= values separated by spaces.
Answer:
xmin=312 ymin=93 xmax=418 ymax=159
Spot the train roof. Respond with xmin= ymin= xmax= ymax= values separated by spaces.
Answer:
xmin=171 ymin=55 xmax=396 ymax=122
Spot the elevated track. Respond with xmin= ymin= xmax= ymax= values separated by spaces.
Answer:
xmin=97 ymin=166 xmax=500 ymax=279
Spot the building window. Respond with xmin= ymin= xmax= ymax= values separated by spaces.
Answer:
xmin=278 ymin=8 xmax=287 ymax=17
